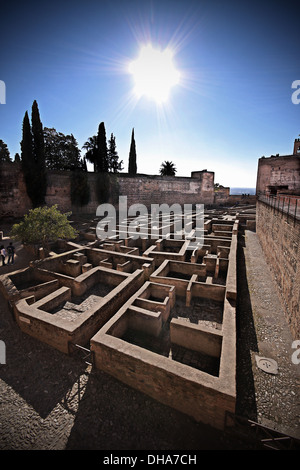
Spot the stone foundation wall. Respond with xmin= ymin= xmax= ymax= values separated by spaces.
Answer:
xmin=256 ymin=200 xmax=300 ymax=339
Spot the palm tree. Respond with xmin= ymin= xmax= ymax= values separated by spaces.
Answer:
xmin=82 ymin=136 xmax=97 ymax=171
xmin=159 ymin=160 xmax=177 ymax=176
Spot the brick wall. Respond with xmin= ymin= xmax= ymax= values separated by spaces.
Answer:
xmin=256 ymin=155 xmax=300 ymax=195
xmin=117 ymin=172 xmax=215 ymax=208
xmin=256 ymin=200 xmax=300 ymax=339
xmin=0 ymin=162 xmax=32 ymax=218
xmin=0 ymin=164 xmax=216 ymax=218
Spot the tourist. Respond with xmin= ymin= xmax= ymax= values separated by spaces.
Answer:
xmin=7 ymin=242 xmax=15 ymax=264
xmin=0 ymin=245 xmax=6 ymax=266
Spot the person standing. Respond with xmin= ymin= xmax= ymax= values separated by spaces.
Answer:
xmin=1 ymin=245 xmax=6 ymax=266
xmin=7 ymin=242 xmax=15 ymax=264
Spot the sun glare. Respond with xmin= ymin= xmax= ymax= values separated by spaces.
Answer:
xmin=128 ymin=44 xmax=180 ymax=104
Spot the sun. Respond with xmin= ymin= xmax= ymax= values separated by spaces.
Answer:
xmin=128 ymin=44 xmax=180 ymax=104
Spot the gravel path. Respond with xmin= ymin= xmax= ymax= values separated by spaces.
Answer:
xmin=236 ymin=230 xmax=300 ymax=440
xmin=0 ymin=228 xmax=299 ymax=450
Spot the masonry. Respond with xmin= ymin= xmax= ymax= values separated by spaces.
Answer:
xmin=0 ymin=208 xmax=238 ymax=430
xmin=256 ymin=199 xmax=300 ymax=340
xmin=256 ymin=154 xmax=300 ymax=196
xmin=0 ymin=163 xmax=216 ymax=218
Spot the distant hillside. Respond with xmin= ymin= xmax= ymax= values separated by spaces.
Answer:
xmin=230 ymin=188 xmax=256 ymax=195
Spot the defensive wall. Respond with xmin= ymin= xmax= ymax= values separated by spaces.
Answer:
xmin=256 ymin=154 xmax=300 ymax=196
xmin=0 ymin=162 xmax=254 ymax=219
xmin=256 ymin=198 xmax=300 ymax=340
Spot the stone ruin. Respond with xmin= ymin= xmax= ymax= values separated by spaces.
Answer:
xmin=0 ymin=208 xmax=238 ymax=431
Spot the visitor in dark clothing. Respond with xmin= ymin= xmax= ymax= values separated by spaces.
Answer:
xmin=7 ymin=242 xmax=15 ymax=264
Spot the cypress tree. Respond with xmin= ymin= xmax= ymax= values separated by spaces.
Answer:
xmin=128 ymin=128 xmax=137 ymax=175
xmin=108 ymin=133 xmax=123 ymax=173
xmin=21 ymin=111 xmax=35 ymax=202
xmin=31 ymin=100 xmax=47 ymax=206
xmin=97 ymin=122 xmax=108 ymax=172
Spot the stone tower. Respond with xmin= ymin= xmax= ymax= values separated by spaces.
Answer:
xmin=293 ymin=137 xmax=300 ymax=154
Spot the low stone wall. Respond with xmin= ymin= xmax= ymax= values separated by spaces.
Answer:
xmin=90 ymin=277 xmax=236 ymax=430
xmin=256 ymin=200 xmax=300 ymax=339
xmin=11 ymin=263 xmax=145 ymax=354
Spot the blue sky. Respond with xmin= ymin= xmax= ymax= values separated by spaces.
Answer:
xmin=0 ymin=0 xmax=299 ymax=188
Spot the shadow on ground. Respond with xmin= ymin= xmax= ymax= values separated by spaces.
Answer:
xmin=235 ymin=232 xmax=258 ymax=421
xmin=0 ymin=297 xmax=87 ymax=419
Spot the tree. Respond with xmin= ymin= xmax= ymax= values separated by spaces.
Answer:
xmin=128 ymin=128 xmax=137 ymax=175
xmin=108 ymin=133 xmax=123 ymax=173
xmin=31 ymin=100 xmax=47 ymax=206
xmin=83 ymin=122 xmax=109 ymax=173
xmin=97 ymin=122 xmax=109 ymax=172
xmin=21 ymin=102 xmax=47 ymax=207
xmin=10 ymin=205 xmax=78 ymax=252
xmin=14 ymin=153 xmax=21 ymax=163
xmin=159 ymin=160 xmax=177 ymax=176
xmin=44 ymin=127 xmax=82 ymax=170
xmin=82 ymin=135 xmax=98 ymax=171
xmin=82 ymin=157 xmax=87 ymax=172
xmin=0 ymin=139 xmax=11 ymax=162
xmin=21 ymin=111 xmax=35 ymax=201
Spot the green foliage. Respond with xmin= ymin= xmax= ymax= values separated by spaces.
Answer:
xmin=31 ymin=100 xmax=47 ymax=205
xmin=214 ymin=183 xmax=225 ymax=191
xmin=128 ymin=128 xmax=137 ymax=175
xmin=83 ymin=122 xmax=109 ymax=172
xmin=82 ymin=135 xmax=97 ymax=171
xmin=108 ymin=133 xmax=123 ymax=173
xmin=0 ymin=139 xmax=11 ymax=162
xmin=97 ymin=122 xmax=109 ymax=172
xmin=10 ymin=205 xmax=78 ymax=250
xmin=21 ymin=101 xmax=47 ymax=207
xmin=83 ymin=125 xmax=123 ymax=174
xmin=159 ymin=160 xmax=177 ymax=176
xmin=44 ymin=127 xmax=83 ymax=170
xmin=71 ymin=171 xmax=90 ymax=206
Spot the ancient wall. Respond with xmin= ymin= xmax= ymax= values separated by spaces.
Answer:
xmin=0 ymin=162 xmax=32 ymax=218
xmin=256 ymin=200 xmax=300 ymax=339
xmin=0 ymin=163 xmax=215 ymax=218
xmin=0 ymin=163 xmax=254 ymax=220
xmin=117 ymin=171 xmax=215 ymax=208
xmin=256 ymin=155 xmax=300 ymax=196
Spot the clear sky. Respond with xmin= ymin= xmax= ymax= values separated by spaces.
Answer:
xmin=0 ymin=0 xmax=299 ymax=188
